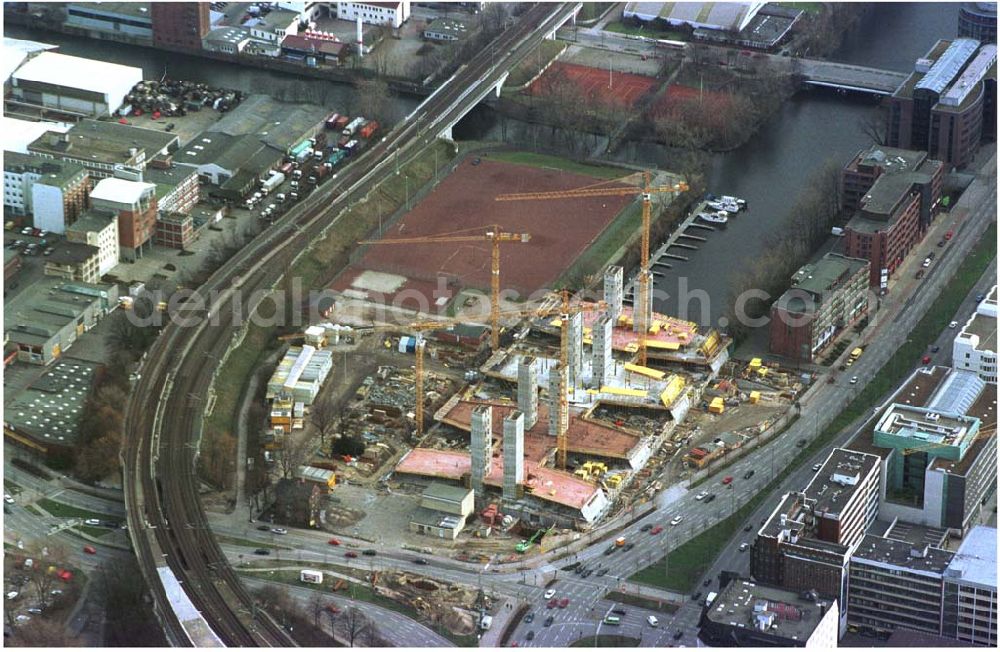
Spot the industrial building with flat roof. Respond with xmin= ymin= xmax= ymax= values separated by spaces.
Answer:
xmin=3 ymin=277 xmax=120 ymax=365
xmin=4 ymin=358 xmax=99 ymax=451
xmin=9 ymin=51 xmax=143 ymax=117
xmin=953 ymin=285 xmax=997 ymax=383
xmin=698 ymin=578 xmax=840 ymax=647
xmin=65 ymin=2 xmax=154 ymax=40
xmin=887 ymin=38 xmax=997 ymax=167
xmin=623 ymin=1 xmax=765 ymax=33
xmin=769 ymin=252 xmax=870 ymax=362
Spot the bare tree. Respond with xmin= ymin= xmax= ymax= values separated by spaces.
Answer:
xmin=279 ymin=433 xmax=313 ymax=479
xmin=309 ymin=397 xmax=339 ymax=449
xmin=309 ymin=590 xmax=326 ymax=629
xmin=341 ymin=606 xmax=371 ymax=647
xmin=353 ymin=77 xmax=391 ymax=125
xmin=859 ymin=108 xmax=888 ymax=146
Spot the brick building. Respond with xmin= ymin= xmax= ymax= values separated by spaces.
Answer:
xmin=155 ymin=212 xmax=196 ymax=250
xmin=841 ymin=148 xmax=943 ymax=288
xmin=151 ymin=2 xmax=211 ymax=50
xmin=887 ymin=39 xmax=997 ymax=168
xmin=89 ymin=178 xmax=157 ymax=262
xmin=769 ymin=252 xmax=870 ymax=362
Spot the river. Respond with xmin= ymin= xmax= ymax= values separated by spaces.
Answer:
xmin=6 ymin=3 xmax=961 ymax=330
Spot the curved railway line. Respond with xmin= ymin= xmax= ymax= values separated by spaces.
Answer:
xmin=123 ymin=4 xmax=580 ymax=645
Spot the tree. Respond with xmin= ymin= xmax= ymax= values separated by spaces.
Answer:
xmin=309 ymin=397 xmax=339 ymax=449
xmin=75 ymin=432 xmax=122 ymax=482
xmin=23 ymin=540 xmax=70 ymax=609
xmin=859 ymin=107 xmax=889 ymax=146
xmin=309 ymin=590 xmax=326 ymax=629
xmin=340 ymin=606 xmax=371 ymax=647
xmin=353 ymin=77 xmax=391 ymax=125
xmin=279 ymin=433 xmax=313 ymax=479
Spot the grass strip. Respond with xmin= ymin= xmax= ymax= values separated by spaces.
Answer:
xmin=570 ymin=634 xmax=642 ymax=647
xmin=486 ymin=151 xmax=628 ymax=179
xmin=631 ymin=223 xmax=996 ymax=592
xmin=604 ymin=21 xmax=689 ymax=40
xmin=36 ymin=498 xmax=117 ymax=522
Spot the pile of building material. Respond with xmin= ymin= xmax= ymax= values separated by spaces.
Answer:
xmin=374 ymin=571 xmax=480 ymax=635
xmin=124 ymin=79 xmax=244 ymax=116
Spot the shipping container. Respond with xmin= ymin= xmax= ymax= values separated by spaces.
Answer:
xmin=327 ymin=149 xmax=347 ymax=166
xmin=261 ymin=171 xmax=285 ymax=193
xmin=344 ymin=139 xmax=358 ymax=153
xmin=300 ymin=569 xmax=324 ymax=584
xmin=295 ymin=148 xmax=313 ymax=164
xmin=289 ymin=139 xmax=312 ymax=158
xmin=334 ymin=115 xmax=350 ymax=130
xmin=325 ymin=112 xmax=341 ymax=129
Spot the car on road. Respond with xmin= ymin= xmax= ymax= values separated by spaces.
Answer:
xmin=704 ymin=493 xmax=716 ymax=503
xmin=673 ymin=630 xmax=684 ymax=640
xmin=543 ymin=615 xmax=554 ymax=627
xmin=796 ymin=439 xmax=807 ymax=448
xmin=526 ymin=630 xmax=534 ymax=641
xmin=596 ymin=568 xmax=608 ymax=576
xmin=3 ymin=494 xmax=13 ymax=504
xmin=6 ymin=591 xmax=17 ymax=600
xmin=344 ymin=551 xmax=358 ymax=558
xmin=945 ymin=230 xmax=954 ymax=240
xmin=544 ymin=589 xmax=556 ymax=600
xmin=694 ymin=490 xmax=709 ymax=501
xmin=325 ymin=604 xmax=341 ymax=614
xmin=916 ymin=269 xmax=926 ymax=279
xmin=922 ymin=355 xmax=932 ymax=364
xmin=82 ymin=545 xmax=96 ymax=555
xmin=271 ymin=528 xmax=288 ymax=535
xmin=611 ymin=608 xmax=626 ymax=616
xmin=558 ymin=598 xmax=570 ymax=608
xmin=413 ymin=558 xmax=429 ymax=565
xmin=256 ymin=525 xmax=270 ymax=531
xmin=84 ymin=518 xmax=101 ymax=526
xmin=975 ymin=294 xmax=985 ymax=303
xmin=640 ymin=523 xmax=653 ymax=532
xmin=573 ymin=565 xmax=584 ymax=575
xmin=743 ymin=523 xmax=753 ymax=532
xmin=328 ymin=538 xmax=341 ymax=546
xmin=670 ymin=515 xmax=684 ymax=526
xmin=722 ymin=476 xmax=733 ymax=485
xmin=928 ymin=251 xmax=936 ymax=260
xmin=739 ymin=542 xmax=749 ymax=552
xmin=603 ymin=546 xmax=615 ymax=555
xmin=546 ymin=598 xmax=558 ymax=609
xmin=850 ymin=376 xmax=859 ymax=384
xmin=524 ymin=612 xmax=534 ymax=624
xmin=937 ymin=239 xmax=946 ymax=247
xmin=15 ymin=615 xmax=30 ymax=623
xmin=702 ymin=579 xmax=712 ymax=587
xmin=49 ymin=589 xmax=62 ymax=597
xmin=581 ymin=569 xmax=593 ymax=578
xmin=812 ymin=463 xmax=822 ymax=472
xmin=253 ymin=549 xmax=270 ymax=555
xmin=20 ymin=227 xmax=32 ymax=235
xmin=650 ymin=526 xmax=663 ymax=535
xmin=362 ymin=549 xmax=377 ymax=556
xmin=691 ymin=592 xmax=702 ymax=602
xmin=743 ymin=470 xmax=755 ymax=480
xmin=949 ymin=321 xmax=959 ymax=328
xmin=623 ymin=543 xmax=635 ymax=552
xmin=922 ymin=258 xmax=932 ymax=268
xmin=603 ymin=615 xmax=621 ymax=626
xmin=931 ymin=345 xmax=941 ymax=353
xmin=647 ymin=615 xmax=659 ymax=627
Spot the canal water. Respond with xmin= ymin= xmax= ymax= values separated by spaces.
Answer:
xmin=6 ymin=2 xmax=961 ymax=329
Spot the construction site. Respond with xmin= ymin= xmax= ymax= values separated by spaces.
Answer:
xmin=257 ymin=154 xmax=815 ymax=555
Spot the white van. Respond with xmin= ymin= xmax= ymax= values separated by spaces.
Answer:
xmin=647 ymin=615 xmax=659 ymax=627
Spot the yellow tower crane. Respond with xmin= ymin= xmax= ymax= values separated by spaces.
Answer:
xmin=358 ymin=226 xmax=531 ymax=351
xmin=496 ymin=172 xmax=688 ymax=366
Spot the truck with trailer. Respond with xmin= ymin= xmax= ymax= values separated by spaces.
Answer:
xmin=327 ymin=149 xmax=347 ymax=167
xmin=358 ymin=120 xmax=379 ymax=139
xmin=261 ymin=171 xmax=285 ymax=195
xmin=325 ymin=112 xmax=341 ymax=129
xmin=295 ymin=148 xmax=314 ymax=164
xmin=343 ymin=139 xmax=359 ymax=155
xmin=289 ymin=139 xmax=311 ymax=158
xmin=342 ymin=116 xmax=365 ymax=137
xmin=334 ymin=115 xmax=350 ymax=131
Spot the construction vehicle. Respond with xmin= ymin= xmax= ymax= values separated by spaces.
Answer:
xmin=496 ymin=172 xmax=688 ymax=365
xmin=846 ymin=347 xmax=864 ymax=367
xmin=358 ymin=225 xmax=531 ymax=351
xmin=515 ymin=526 xmax=551 ymax=553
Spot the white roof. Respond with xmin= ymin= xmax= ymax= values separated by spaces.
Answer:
xmin=2 ymin=37 xmax=57 ymax=83
xmin=1 ymin=116 xmax=72 ymax=154
xmin=12 ymin=51 xmax=142 ymax=98
xmin=90 ymin=178 xmax=155 ymax=204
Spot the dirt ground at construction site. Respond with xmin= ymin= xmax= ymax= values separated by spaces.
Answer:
xmin=340 ymin=156 xmax=634 ymax=296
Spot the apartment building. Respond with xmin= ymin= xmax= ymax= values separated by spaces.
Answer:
xmin=943 ymin=526 xmax=997 ymax=646
xmin=769 ymin=252 xmax=870 ymax=362
xmin=65 ymin=211 xmax=119 ymax=276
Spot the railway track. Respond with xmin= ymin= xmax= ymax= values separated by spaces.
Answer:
xmin=123 ymin=4 xmax=579 ymax=645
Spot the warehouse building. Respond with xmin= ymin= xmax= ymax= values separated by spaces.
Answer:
xmin=28 ymin=119 xmax=179 ymax=178
xmin=769 ymin=252 xmax=870 ymax=362
xmin=4 ymin=358 xmax=99 ymax=452
xmin=623 ymin=1 xmax=765 ymax=32
xmin=408 ymin=482 xmax=475 ymax=540
xmin=42 ymin=242 xmax=101 ymax=284
xmin=335 ymin=1 xmax=411 ymax=29
xmin=4 ymin=277 xmax=119 ymax=365
xmin=952 ymin=285 xmax=997 ymax=383
xmin=66 ymin=2 xmax=154 ymax=40
xmin=9 ymin=51 xmax=143 ymax=117
xmin=3 ymin=151 xmax=90 ymax=233
xmin=65 ymin=211 xmax=120 ymax=276
xmin=174 ymin=132 xmax=283 ymax=195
